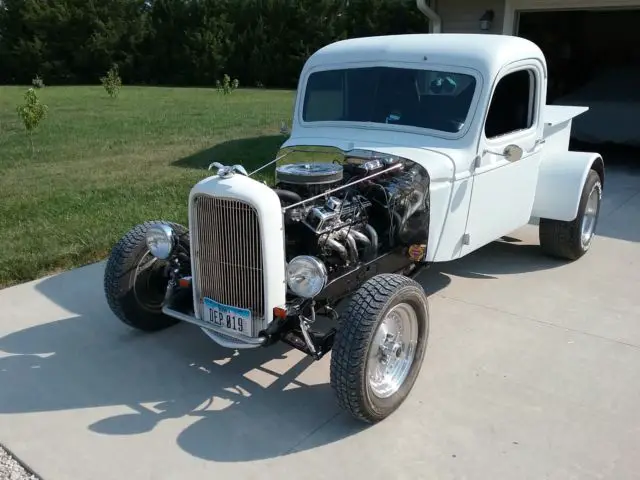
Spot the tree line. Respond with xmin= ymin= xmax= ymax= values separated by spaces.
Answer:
xmin=0 ymin=0 xmax=429 ymax=88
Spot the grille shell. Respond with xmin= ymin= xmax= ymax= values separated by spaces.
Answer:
xmin=191 ymin=194 xmax=265 ymax=336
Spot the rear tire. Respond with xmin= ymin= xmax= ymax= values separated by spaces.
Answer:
xmin=330 ymin=273 xmax=430 ymax=423
xmin=104 ymin=220 xmax=188 ymax=332
xmin=539 ymin=169 xmax=602 ymax=261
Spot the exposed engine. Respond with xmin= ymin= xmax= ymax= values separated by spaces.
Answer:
xmin=273 ymin=151 xmax=430 ymax=276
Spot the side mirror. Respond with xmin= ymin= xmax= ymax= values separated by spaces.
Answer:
xmin=279 ymin=120 xmax=290 ymax=136
xmin=503 ymin=144 xmax=523 ymax=162
xmin=482 ymin=144 xmax=523 ymax=162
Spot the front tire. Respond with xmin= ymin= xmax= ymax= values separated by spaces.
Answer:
xmin=330 ymin=274 xmax=430 ymax=423
xmin=539 ymin=169 xmax=602 ymax=260
xmin=104 ymin=220 xmax=188 ymax=332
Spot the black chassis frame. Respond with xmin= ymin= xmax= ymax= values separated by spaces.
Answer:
xmin=162 ymin=245 xmax=427 ymax=361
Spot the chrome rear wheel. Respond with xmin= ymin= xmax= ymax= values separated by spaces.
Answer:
xmin=539 ymin=169 xmax=602 ymax=261
xmin=580 ymin=183 xmax=601 ymax=249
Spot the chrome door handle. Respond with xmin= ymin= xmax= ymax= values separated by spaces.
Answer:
xmin=529 ymin=138 xmax=546 ymax=152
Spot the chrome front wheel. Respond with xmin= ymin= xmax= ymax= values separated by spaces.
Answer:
xmin=104 ymin=220 xmax=188 ymax=332
xmin=367 ymin=303 xmax=419 ymax=399
xmin=330 ymin=273 xmax=430 ymax=423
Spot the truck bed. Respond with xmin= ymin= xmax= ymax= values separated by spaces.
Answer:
xmin=543 ymin=105 xmax=589 ymax=130
xmin=542 ymin=105 xmax=589 ymax=153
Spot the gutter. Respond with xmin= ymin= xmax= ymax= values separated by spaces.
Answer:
xmin=416 ymin=0 xmax=442 ymax=33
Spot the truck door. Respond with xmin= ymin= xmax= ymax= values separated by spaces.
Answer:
xmin=461 ymin=60 xmax=546 ymax=256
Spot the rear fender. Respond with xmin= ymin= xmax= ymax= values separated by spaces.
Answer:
xmin=531 ymin=151 xmax=604 ymax=221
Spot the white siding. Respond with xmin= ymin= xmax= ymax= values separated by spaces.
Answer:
xmin=436 ymin=0 xmax=506 ymax=33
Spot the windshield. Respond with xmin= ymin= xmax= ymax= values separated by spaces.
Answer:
xmin=302 ymin=66 xmax=477 ymax=133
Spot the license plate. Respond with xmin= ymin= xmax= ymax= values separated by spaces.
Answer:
xmin=202 ymin=297 xmax=253 ymax=337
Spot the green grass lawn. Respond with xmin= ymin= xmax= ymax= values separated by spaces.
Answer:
xmin=0 ymin=85 xmax=295 ymax=288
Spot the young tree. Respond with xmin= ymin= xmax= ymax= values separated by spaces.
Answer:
xmin=100 ymin=64 xmax=123 ymax=98
xmin=16 ymin=88 xmax=49 ymax=154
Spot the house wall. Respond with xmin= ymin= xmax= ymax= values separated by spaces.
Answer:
xmin=436 ymin=0 xmax=506 ymax=34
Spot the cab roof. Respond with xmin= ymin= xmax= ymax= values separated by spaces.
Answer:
xmin=304 ymin=33 xmax=546 ymax=78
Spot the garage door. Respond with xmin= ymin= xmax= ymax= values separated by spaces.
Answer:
xmin=513 ymin=3 xmax=640 ymax=147
xmin=503 ymin=0 xmax=640 ymax=34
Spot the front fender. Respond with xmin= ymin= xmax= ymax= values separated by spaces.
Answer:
xmin=531 ymin=151 xmax=604 ymax=222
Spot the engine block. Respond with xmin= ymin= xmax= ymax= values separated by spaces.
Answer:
xmin=303 ymin=194 xmax=372 ymax=234
xmin=274 ymin=158 xmax=429 ymax=273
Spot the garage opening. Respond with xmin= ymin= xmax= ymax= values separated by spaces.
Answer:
xmin=517 ymin=8 xmax=640 ymax=151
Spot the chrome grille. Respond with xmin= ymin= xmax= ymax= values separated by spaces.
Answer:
xmin=192 ymin=195 xmax=264 ymax=334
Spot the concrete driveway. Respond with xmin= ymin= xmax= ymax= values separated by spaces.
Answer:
xmin=1 ymin=163 xmax=639 ymax=480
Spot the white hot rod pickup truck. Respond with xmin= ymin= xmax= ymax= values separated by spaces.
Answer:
xmin=104 ymin=34 xmax=604 ymax=423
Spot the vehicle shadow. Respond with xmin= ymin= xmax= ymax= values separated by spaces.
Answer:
xmin=0 ymin=229 xmax=587 ymax=462
xmin=0 ymin=262 xmax=370 ymax=462
xmin=172 ymin=135 xmax=286 ymax=173
xmin=426 ymin=234 xmax=569 ymax=281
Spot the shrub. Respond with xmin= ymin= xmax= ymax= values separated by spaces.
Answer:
xmin=32 ymin=75 xmax=45 ymax=88
xmin=15 ymin=88 xmax=49 ymax=153
xmin=216 ymin=74 xmax=239 ymax=95
xmin=100 ymin=64 xmax=122 ymax=98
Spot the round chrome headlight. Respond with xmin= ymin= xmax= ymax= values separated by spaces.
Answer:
xmin=145 ymin=224 xmax=175 ymax=259
xmin=286 ymin=255 xmax=328 ymax=299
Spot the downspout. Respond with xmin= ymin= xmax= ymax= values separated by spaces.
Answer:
xmin=417 ymin=0 xmax=442 ymax=33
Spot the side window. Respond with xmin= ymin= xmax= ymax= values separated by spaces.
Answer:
xmin=484 ymin=69 xmax=536 ymax=139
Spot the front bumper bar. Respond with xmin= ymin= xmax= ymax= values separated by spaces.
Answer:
xmin=162 ymin=305 xmax=268 ymax=349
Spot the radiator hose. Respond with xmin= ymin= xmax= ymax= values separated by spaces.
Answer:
xmin=274 ymin=189 xmax=302 ymax=206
